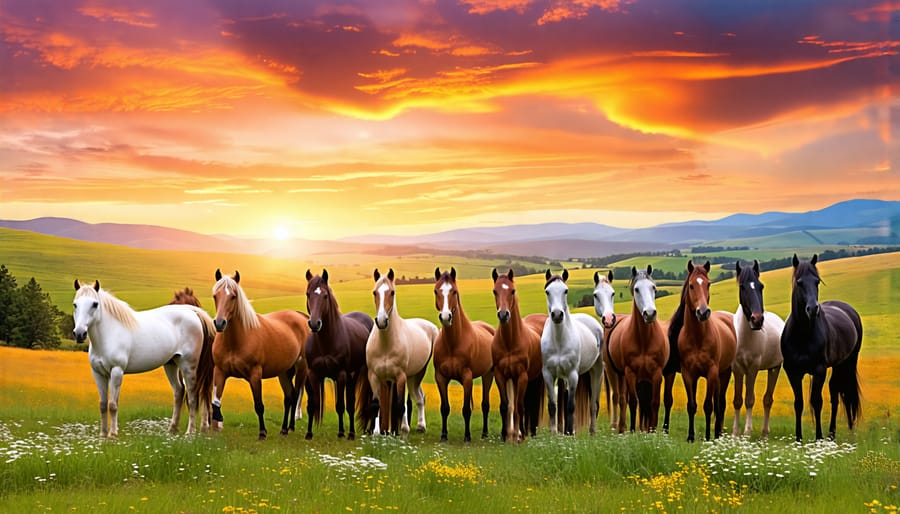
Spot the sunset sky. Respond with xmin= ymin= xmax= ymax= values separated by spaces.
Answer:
xmin=1 ymin=0 xmax=897 ymax=240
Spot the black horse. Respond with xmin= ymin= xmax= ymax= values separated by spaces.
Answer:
xmin=780 ymin=254 xmax=862 ymax=441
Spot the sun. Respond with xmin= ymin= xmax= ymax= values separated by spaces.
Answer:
xmin=273 ymin=225 xmax=289 ymax=241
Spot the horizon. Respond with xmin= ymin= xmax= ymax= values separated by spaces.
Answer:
xmin=1 ymin=1 xmax=897 ymax=240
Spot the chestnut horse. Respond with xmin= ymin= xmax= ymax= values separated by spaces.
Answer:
xmin=732 ymin=260 xmax=784 ymax=438
xmin=667 ymin=260 xmax=736 ymax=442
xmin=433 ymin=267 xmax=495 ymax=442
xmin=491 ymin=268 xmax=546 ymax=442
xmin=781 ymin=254 xmax=862 ymax=441
xmin=605 ymin=266 xmax=669 ymax=433
xmin=211 ymin=270 xmax=309 ymax=440
xmin=358 ymin=268 xmax=437 ymax=438
xmin=304 ymin=269 xmax=373 ymax=440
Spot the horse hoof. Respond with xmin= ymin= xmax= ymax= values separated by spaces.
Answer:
xmin=305 ymin=433 xmax=313 ymax=440
xmin=348 ymin=433 xmax=355 ymax=441
xmin=280 ymin=429 xmax=289 ymax=437
xmin=416 ymin=427 xmax=426 ymax=434
xmin=259 ymin=433 xmax=267 ymax=441
xmin=337 ymin=432 xmax=346 ymax=439
xmin=440 ymin=435 xmax=448 ymax=442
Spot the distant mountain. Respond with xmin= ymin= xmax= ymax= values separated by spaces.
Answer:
xmin=2 ymin=199 xmax=897 ymax=259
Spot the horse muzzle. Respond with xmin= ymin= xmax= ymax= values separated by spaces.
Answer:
xmin=73 ymin=328 xmax=88 ymax=344
xmin=806 ymin=304 xmax=820 ymax=320
xmin=438 ymin=312 xmax=453 ymax=327
xmin=601 ymin=312 xmax=617 ymax=328
xmin=214 ymin=318 xmax=227 ymax=333
xmin=497 ymin=310 xmax=511 ymax=324
xmin=695 ymin=308 xmax=711 ymax=322
xmin=550 ymin=310 xmax=564 ymax=324
xmin=308 ymin=319 xmax=323 ymax=333
xmin=375 ymin=316 xmax=389 ymax=330
xmin=750 ymin=313 xmax=764 ymax=330
xmin=641 ymin=310 xmax=656 ymax=324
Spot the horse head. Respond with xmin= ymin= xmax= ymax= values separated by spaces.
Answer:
xmin=631 ymin=265 xmax=658 ymax=324
xmin=792 ymin=254 xmax=821 ymax=321
xmin=373 ymin=268 xmax=396 ymax=330
xmin=736 ymin=260 xmax=765 ymax=330
xmin=492 ymin=268 xmax=517 ymax=324
xmin=544 ymin=269 xmax=569 ymax=325
xmin=72 ymin=279 xmax=101 ymax=343
xmin=593 ymin=269 xmax=616 ymax=328
xmin=434 ymin=267 xmax=459 ymax=327
xmin=212 ymin=269 xmax=242 ymax=332
xmin=170 ymin=287 xmax=201 ymax=308
xmin=306 ymin=269 xmax=333 ymax=333
xmin=685 ymin=260 xmax=712 ymax=322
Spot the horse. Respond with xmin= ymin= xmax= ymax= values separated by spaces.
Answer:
xmin=541 ymin=269 xmax=604 ymax=435
xmin=304 ymin=269 xmax=374 ymax=440
xmin=667 ymin=260 xmax=736 ymax=442
xmin=781 ymin=254 xmax=862 ymax=441
xmin=432 ymin=267 xmax=495 ymax=442
xmin=491 ymin=268 xmax=547 ymax=442
xmin=604 ymin=266 xmax=669 ymax=433
xmin=357 ymin=268 xmax=437 ymax=438
xmin=732 ymin=260 xmax=784 ymax=438
xmin=168 ymin=287 xmax=215 ymax=429
xmin=72 ymin=280 xmax=215 ymax=437
xmin=592 ymin=270 xmax=619 ymax=430
xmin=170 ymin=287 xmax=202 ymax=307
xmin=210 ymin=269 xmax=309 ymax=440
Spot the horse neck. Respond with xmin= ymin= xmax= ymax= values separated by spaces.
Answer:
xmin=498 ymin=302 xmax=525 ymax=345
xmin=630 ymin=300 xmax=657 ymax=339
xmin=546 ymin=310 xmax=574 ymax=342
xmin=219 ymin=313 xmax=260 ymax=349
xmin=443 ymin=303 xmax=473 ymax=342
xmin=317 ymin=300 xmax=347 ymax=339
xmin=680 ymin=302 xmax=710 ymax=342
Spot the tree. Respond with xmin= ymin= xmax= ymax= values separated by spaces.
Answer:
xmin=0 ymin=264 xmax=18 ymax=343
xmin=8 ymin=277 xmax=63 ymax=349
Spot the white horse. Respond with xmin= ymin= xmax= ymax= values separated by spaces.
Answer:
xmin=592 ymin=270 xmax=618 ymax=430
xmin=732 ymin=260 xmax=784 ymax=437
xmin=541 ymin=269 xmax=605 ymax=435
xmin=72 ymin=280 xmax=215 ymax=437
xmin=363 ymin=268 xmax=437 ymax=438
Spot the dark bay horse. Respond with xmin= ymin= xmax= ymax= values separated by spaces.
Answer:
xmin=668 ymin=261 xmax=736 ymax=442
xmin=491 ymin=268 xmax=546 ymax=442
xmin=433 ymin=267 xmax=495 ymax=442
xmin=211 ymin=270 xmax=310 ymax=440
xmin=781 ymin=254 xmax=862 ymax=441
xmin=304 ymin=269 xmax=374 ymax=440
xmin=605 ymin=266 xmax=669 ymax=433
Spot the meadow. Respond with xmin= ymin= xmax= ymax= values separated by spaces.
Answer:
xmin=1 ymin=230 xmax=899 ymax=512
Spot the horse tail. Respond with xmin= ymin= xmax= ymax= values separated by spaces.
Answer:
xmin=524 ymin=376 xmax=545 ymax=437
xmin=834 ymin=325 xmax=863 ymax=429
xmin=355 ymin=362 xmax=375 ymax=434
xmin=310 ymin=380 xmax=325 ymax=426
xmin=574 ymin=371 xmax=592 ymax=431
xmin=194 ymin=309 xmax=216 ymax=427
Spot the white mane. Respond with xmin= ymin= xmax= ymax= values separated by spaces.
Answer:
xmin=76 ymin=286 xmax=139 ymax=331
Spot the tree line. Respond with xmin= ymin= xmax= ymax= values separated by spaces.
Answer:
xmin=0 ymin=265 xmax=69 ymax=349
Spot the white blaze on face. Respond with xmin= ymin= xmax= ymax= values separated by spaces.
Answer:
xmin=750 ymin=282 xmax=756 ymax=290
xmin=225 ymin=284 xmax=231 ymax=296
xmin=376 ymin=283 xmax=390 ymax=320
xmin=440 ymin=282 xmax=453 ymax=319
xmin=501 ymin=283 xmax=509 ymax=290
xmin=314 ymin=287 xmax=322 ymax=295
xmin=696 ymin=277 xmax=704 ymax=287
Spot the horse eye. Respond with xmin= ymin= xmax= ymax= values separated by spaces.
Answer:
xmin=390 ymin=291 xmax=395 ymax=296
xmin=511 ymin=290 xmax=515 ymax=295
xmin=493 ymin=290 xmax=497 ymax=296
xmin=92 ymin=301 xmax=99 ymax=309
xmin=73 ymin=303 xmax=77 ymax=309
xmin=373 ymin=291 xmax=377 ymax=296
xmin=594 ymin=293 xmax=600 ymax=298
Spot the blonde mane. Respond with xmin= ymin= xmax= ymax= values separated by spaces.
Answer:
xmin=76 ymin=286 xmax=140 ymax=331
xmin=212 ymin=276 xmax=261 ymax=330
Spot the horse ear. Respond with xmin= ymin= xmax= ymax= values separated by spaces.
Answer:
xmin=388 ymin=268 xmax=394 ymax=281
xmin=703 ymin=261 xmax=711 ymax=272
xmin=450 ymin=267 xmax=456 ymax=280
xmin=322 ymin=269 xmax=329 ymax=283
xmin=753 ymin=260 xmax=760 ymax=275
xmin=562 ymin=269 xmax=569 ymax=282
xmin=610 ymin=269 xmax=616 ymax=282
xmin=594 ymin=271 xmax=600 ymax=285
xmin=93 ymin=280 xmax=100 ymax=291
xmin=306 ymin=269 xmax=313 ymax=281
xmin=792 ymin=254 xmax=800 ymax=268
xmin=374 ymin=268 xmax=380 ymax=281
xmin=434 ymin=267 xmax=441 ymax=280
xmin=545 ymin=269 xmax=551 ymax=280
xmin=645 ymin=265 xmax=651 ymax=277
xmin=507 ymin=268 xmax=514 ymax=280
xmin=74 ymin=279 xmax=80 ymax=290
xmin=492 ymin=268 xmax=499 ymax=282
xmin=215 ymin=269 xmax=222 ymax=281
xmin=810 ymin=254 xmax=818 ymax=266
xmin=735 ymin=261 xmax=742 ymax=275
xmin=631 ymin=266 xmax=637 ymax=278
xmin=233 ymin=270 xmax=240 ymax=283
xmin=687 ymin=260 xmax=694 ymax=273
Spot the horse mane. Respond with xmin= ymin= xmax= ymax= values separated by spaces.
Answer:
xmin=310 ymin=276 xmax=341 ymax=316
xmin=212 ymin=276 xmax=260 ymax=330
xmin=630 ymin=270 xmax=652 ymax=289
xmin=737 ymin=263 xmax=757 ymax=284
xmin=793 ymin=260 xmax=823 ymax=285
xmin=544 ymin=274 xmax=564 ymax=288
xmin=666 ymin=269 xmax=696 ymax=348
xmin=77 ymin=286 xmax=139 ymax=331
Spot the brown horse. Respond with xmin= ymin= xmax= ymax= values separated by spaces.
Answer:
xmin=210 ymin=269 xmax=309 ymax=440
xmin=668 ymin=260 xmax=736 ymax=442
xmin=169 ymin=287 xmax=214 ymax=430
xmin=170 ymin=287 xmax=202 ymax=308
xmin=433 ymin=267 xmax=495 ymax=442
xmin=491 ymin=268 xmax=546 ymax=442
xmin=304 ymin=269 xmax=373 ymax=440
xmin=604 ymin=266 xmax=669 ymax=433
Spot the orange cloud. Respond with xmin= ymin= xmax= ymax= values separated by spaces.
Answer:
xmin=77 ymin=4 xmax=157 ymax=28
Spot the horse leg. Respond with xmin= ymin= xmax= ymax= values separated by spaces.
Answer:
xmin=543 ymin=369 xmax=558 ymax=434
xmin=304 ymin=371 xmax=320 ymax=440
xmin=461 ymin=370 xmax=475 ymax=442
xmin=346 ymin=372 xmax=358 ymax=441
xmin=761 ymin=366 xmax=780 ymax=438
xmin=625 ymin=369 xmax=637 ymax=433
xmin=107 ymin=366 xmax=124 ymax=438
xmin=682 ymin=372 xmax=697 ymax=442
xmin=827 ymin=370 xmax=841 ymax=440
xmin=409 ymin=371 xmax=427 ymax=433
xmin=565 ymin=371 xmax=579 ymax=435
xmin=704 ymin=373 xmax=720 ymax=441
xmin=810 ymin=370 xmax=826 ymax=440
xmin=515 ymin=372 xmax=529 ymax=442
xmin=496 ymin=369 xmax=510 ymax=442
xmin=716 ymin=368 xmax=731 ymax=439
xmin=293 ymin=361 xmax=307 ymax=425
xmin=435 ymin=371 xmax=451 ymax=442
xmin=178 ymin=359 xmax=201 ymax=435
xmin=212 ymin=367 xmax=226 ymax=432
xmin=396 ymin=373 xmax=410 ymax=438
xmin=662 ymin=371 xmax=675 ymax=434
xmin=334 ymin=372 xmax=347 ymax=438
xmin=617 ymin=372 xmax=628 ymax=434
xmin=277 ymin=372 xmax=294 ymax=436
xmin=607 ymin=369 xmax=620 ymax=431
xmin=742 ymin=368 xmax=759 ymax=437
xmin=92 ymin=370 xmax=110 ymax=438
xmin=376 ymin=381 xmax=390 ymax=435
xmin=163 ymin=362 xmax=185 ymax=434
xmin=787 ymin=371 xmax=805 ymax=442
xmin=589 ymin=364 xmax=603 ymax=435
xmin=731 ymin=369 xmax=745 ymax=437
xmin=650 ymin=370 xmax=663 ymax=432
xmin=481 ymin=371 xmax=493 ymax=440
xmin=248 ymin=371 xmax=267 ymax=440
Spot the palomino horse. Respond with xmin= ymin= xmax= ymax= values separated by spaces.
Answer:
xmin=668 ymin=260 xmax=736 ymax=442
xmin=73 ymin=280 xmax=215 ymax=437
xmin=358 ymin=268 xmax=437 ymax=438
xmin=592 ymin=270 xmax=618 ymax=430
xmin=491 ymin=268 xmax=547 ymax=442
xmin=211 ymin=270 xmax=309 ymax=440
xmin=732 ymin=260 xmax=784 ymax=438
xmin=541 ymin=269 xmax=604 ymax=435
xmin=605 ymin=266 xmax=669 ymax=433
xmin=781 ymin=254 xmax=862 ymax=441
xmin=304 ymin=269 xmax=373 ymax=440
xmin=433 ymin=267 xmax=495 ymax=442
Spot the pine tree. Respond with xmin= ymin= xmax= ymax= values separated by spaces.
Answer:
xmin=0 ymin=264 xmax=18 ymax=343
xmin=9 ymin=277 xmax=62 ymax=349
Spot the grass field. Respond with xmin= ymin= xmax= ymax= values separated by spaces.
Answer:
xmin=1 ymin=230 xmax=900 ymax=512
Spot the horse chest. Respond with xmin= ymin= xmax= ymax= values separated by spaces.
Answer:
xmin=543 ymin=351 xmax=578 ymax=376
